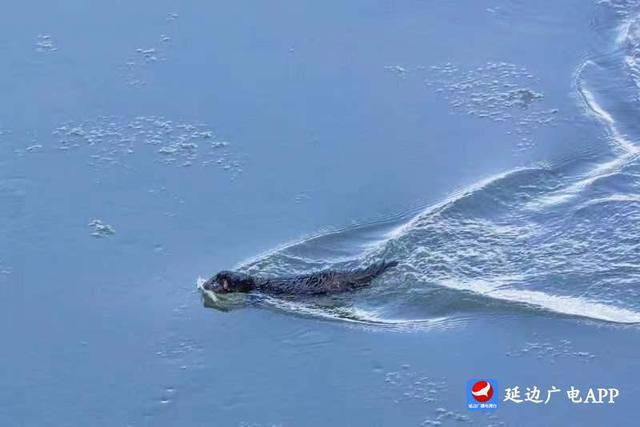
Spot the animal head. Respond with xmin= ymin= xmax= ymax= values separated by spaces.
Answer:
xmin=202 ymin=271 xmax=256 ymax=293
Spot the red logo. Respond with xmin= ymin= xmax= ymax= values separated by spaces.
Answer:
xmin=471 ymin=380 xmax=493 ymax=402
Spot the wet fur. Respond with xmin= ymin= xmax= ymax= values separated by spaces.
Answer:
xmin=203 ymin=260 xmax=399 ymax=296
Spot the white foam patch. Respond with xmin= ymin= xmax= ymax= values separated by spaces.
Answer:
xmin=528 ymin=154 xmax=634 ymax=209
xmin=579 ymin=193 xmax=640 ymax=208
xmin=197 ymin=276 xmax=223 ymax=303
xmin=439 ymin=278 xmax=640 ymax=324
xmin=579 ymin=82 xmax=638 ymax=155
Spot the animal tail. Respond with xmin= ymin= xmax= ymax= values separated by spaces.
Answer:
xmin=363 ymin=260 xmax=399 ymax=277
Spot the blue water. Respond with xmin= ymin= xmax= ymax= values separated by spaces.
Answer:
xmin=1 ymin=0 xmax=640 ymax=426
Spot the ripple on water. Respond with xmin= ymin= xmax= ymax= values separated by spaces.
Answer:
xmin=232 ymin=158 xmax=640 ymax=325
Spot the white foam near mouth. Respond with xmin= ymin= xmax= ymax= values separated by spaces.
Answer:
xmin=196 ymin=276 xmax=222 ymax=303
xmin=197 ymin=277 xmax=247 ymax=308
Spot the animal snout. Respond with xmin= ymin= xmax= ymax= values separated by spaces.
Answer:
xmin=202 ymin=278 xmax=217 ymax=291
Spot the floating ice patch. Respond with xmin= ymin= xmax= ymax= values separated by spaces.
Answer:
xmin=424 ymin=62 xmax=555 ymax=128
xmin=380 ymin=365 xmax=447 ymax=405
xmin=385 ymin=61 xmax=559 ymax=151
xmin=89 ymin=219 xmax=116 ymax=238
xmin=52 ymin=116 xmax=241 ymax=174
xmin=506 ymin=338 xmax=596 ymax=363
xmin=120 ymin=14 xmax=179 ymax=86
xmin=136 ymin=48 xmax=158 ymax=62
xmin=35 ymin=34 xmax=57 ymax=52
xmin=25 ymin=144 xmax=42 ymax=153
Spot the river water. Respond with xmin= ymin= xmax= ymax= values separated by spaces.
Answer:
xmin=1 ymin=1 xmax=639 ymax=426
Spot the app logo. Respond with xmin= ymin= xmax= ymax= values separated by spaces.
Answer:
xmin=471 ymin=380 xmax=493 ymax=402
xmin=467 ymin=379 xmax=498 ymax=411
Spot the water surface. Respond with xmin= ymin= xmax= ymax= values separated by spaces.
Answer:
xmin=1 ymin=1 xmax=639 ymax=426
